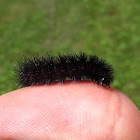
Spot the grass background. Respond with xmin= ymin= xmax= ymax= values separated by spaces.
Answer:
xmin=0 ymin=0 xmax=139 ymax=108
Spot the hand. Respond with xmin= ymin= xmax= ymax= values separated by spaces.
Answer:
xmin=0 ymin=81 xmax=140 ymax=140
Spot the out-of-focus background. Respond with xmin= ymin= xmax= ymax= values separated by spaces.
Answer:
xmin=0 ymin=0 xmax=139 ymax=108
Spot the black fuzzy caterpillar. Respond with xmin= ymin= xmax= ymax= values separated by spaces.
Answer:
xmin=14 ymin=53 xmax=114 ymax=87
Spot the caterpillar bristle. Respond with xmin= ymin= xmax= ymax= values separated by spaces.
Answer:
xmin=14 ymin=53 xmax=114 ymax=87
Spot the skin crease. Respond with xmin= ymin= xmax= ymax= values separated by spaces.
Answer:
xmin=0 ymin=81 xmax=140 ymax=140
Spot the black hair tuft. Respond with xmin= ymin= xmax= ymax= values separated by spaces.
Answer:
xmin=14 ymin=53 xmax=114 ymax=87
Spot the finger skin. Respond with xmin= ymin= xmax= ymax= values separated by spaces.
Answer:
xmin=0 ymin=81 xmax=140 ymax=140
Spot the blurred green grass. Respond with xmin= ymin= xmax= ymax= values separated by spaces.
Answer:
xmin=0 ymin=0 xmax=139 ymax=108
